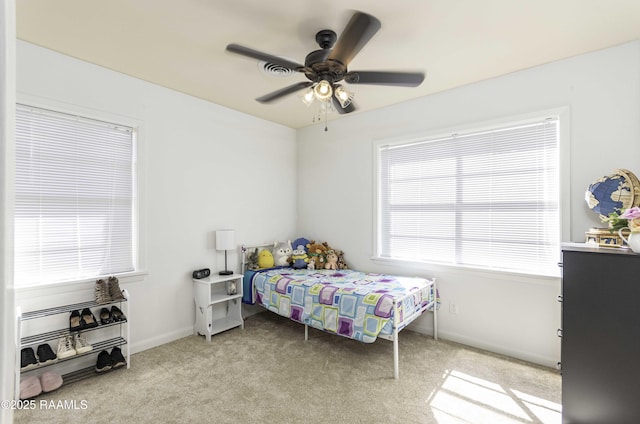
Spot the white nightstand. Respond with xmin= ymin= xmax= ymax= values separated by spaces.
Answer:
xmin=193 ymin=274 xmax=244 ymax=342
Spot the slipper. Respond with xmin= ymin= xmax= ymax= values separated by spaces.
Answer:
xmin=40 ymin=371 xmax=63 ymax=393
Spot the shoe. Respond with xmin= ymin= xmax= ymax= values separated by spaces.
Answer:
xmin=19 ymin=376 xmax=42 ymax=400
xmin=20 ymin=347 xmax=38 ymax=371
xmin=95 ymin=350 xmax=113 ymax=372
xmin=99 ymin=307 xmax=113 ymax=325
xmin=36 ymin=343 xmax=57 ymax=365
xmin=108 ymin=276 xmax=126 ymax=301
xmin=110 ymin=346 xmax=127 ymax=368
xmin=111 ymin=305 xmax=126 ymax=322
xmin=95 ymin=279 xmax=111 ymax=304
xmin=73 ymin=332 xmax=93 ymax=354
xmin=69 ymin=310 xmax=83 ymax=331
xmin=80 ymin=308 xmax=99 ymax=329
xmin=40 ymin=371 xmax=63 ymax=393
xmin=57 ymin=335 xmax=76 ymax=359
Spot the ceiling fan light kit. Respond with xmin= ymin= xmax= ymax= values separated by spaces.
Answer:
xmin=226 ymin=11 xmax=425 ymax=128
xmin=313 ymin=80 xmax=333 ymax=101
xmin=334 ymin=85 xmax=354 ymax=108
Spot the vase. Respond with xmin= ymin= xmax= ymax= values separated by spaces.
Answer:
xmin=619 ymin=227 xmax=640 ymax=253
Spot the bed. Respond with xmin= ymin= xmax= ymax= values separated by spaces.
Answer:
xmin=241 ymin=244 xmax=438 ymax=379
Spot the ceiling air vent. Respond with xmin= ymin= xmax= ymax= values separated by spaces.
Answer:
xmin=257 ymin=60 xmax=296 ymax=77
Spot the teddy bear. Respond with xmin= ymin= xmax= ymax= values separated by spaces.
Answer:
xmin=335 ymin=249 xmax=348 ymax=269
xmin=306 ymin=240 xmax=327 ymax=270
xmin=307 ymin=257 xmax=316 ymax=270
xmin=273 ymin=240 xmax=292 ymax=267
xmin=324 ymin=249 xmax=338 ymax=270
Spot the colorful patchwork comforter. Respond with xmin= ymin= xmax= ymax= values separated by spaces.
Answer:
xmin=245 ymin=268 xmax=435 ymax=343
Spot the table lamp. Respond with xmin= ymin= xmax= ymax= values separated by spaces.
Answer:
xmin=215 ymin=229 xmax=235 ymax=275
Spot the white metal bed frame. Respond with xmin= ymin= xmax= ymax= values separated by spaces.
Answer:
xmin=241 ymin=244 xmax=438 ymax=379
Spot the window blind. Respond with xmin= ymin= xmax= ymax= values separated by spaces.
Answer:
xmin=15 ymin=104 xmax=135 ymax=286
xmin=378 ymin=118 xmax=559 ymax=275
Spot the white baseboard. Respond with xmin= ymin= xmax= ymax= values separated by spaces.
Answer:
xmin=433 ymin=329 xmax=559 ymax=369
xmin=130 ymin=308 xmax=266 ymax=355
xmin=242 ymin=303 xmax=264 ymax=318
xmin=129 ymin=325 xmax=194 ymax=354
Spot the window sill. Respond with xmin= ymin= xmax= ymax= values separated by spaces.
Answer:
xmin=370 ymin=256 xmax=561 ymax=282
xmin=15 ymin=270 xmax=148 ymax=296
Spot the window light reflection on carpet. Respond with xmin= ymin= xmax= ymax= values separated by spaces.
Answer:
xmin=428 ymin=370 xmax=561 ymax=424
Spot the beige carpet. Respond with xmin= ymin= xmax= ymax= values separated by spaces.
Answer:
xmin=15 ymin=312 xmax=561 ymax=424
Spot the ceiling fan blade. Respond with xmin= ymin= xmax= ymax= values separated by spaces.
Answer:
xmin=256 ymin=81 xmax=313 ymax=103
xmin=345 ymin=71 xmax=425 ymax=87
xmin=331 ymin=96 xmax=356 ymax=114
xmin=327 ymin=11 xmax=381 ymax=66
xmin=226 ymin=44 xmax=306 ymax=72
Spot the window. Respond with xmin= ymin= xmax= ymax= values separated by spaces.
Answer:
xmin=376 ymin=116 xmax=559 ymax=276
xmin=15 ymin=104 xmax=137 ymax=286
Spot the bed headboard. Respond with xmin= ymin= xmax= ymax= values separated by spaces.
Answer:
xmin=240 ymin=243 xmax=274 ymax=273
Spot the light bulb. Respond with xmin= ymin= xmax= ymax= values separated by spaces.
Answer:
xmin=313 ymin=80 xmax=333 ymax=101
xmin=301 ymin=87 xmax=315 ymax=106
xmin=334 ymin=85 xmax=354 ymax=108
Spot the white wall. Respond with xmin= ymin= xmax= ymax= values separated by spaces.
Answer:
xmin=15 ymin=41 xmax=297 ymax=354
xmin=12 ymin=38 xmax=640 ymax=372
xmin=296 ymin=40 xmax=640 ymax=367
xmin=1 ymin=0 xmax=15 ymax=419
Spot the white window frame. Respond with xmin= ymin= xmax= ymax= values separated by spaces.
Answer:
xmin=14 ymin=95 xmax=147 ymax=290
xmin=372 ymin=109 xmax=570 ymax=278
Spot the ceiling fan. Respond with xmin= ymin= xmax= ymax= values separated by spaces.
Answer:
xmin=225 ymin=11 xmax=425 ymax=115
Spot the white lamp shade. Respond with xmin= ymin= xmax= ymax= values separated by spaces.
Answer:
xmin=215 ymin=229 xmax=236 ymax=251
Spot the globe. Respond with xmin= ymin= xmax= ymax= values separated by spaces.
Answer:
xmin=585 ymin=170 xmax=638 ymax=218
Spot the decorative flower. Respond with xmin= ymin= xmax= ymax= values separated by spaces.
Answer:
xmin=620 ymin=207 xmax=640 ymax=232
xmin=602 ymin=210 xmax=628 ymax=231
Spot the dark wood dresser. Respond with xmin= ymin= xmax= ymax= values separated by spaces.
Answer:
xmin=561 ymin=243 xmax=640 ymax=423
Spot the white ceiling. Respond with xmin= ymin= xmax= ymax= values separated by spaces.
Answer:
xmin=16 ymin=0 xmax=640 ymax=129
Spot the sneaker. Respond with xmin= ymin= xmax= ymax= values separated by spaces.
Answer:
xmin=95 ymin=279 xmax=111 ymax=304
xmin=74 ymin=332 xmax=93 ymax=354
xmin=95 ymin=350 xmax=113 ymax=372
xmin=57 ymin=335 xmax=76 ymax=359
xmin=40 ymin=371 xmax=63 ymax=393
xmin=19 ymin=376 xmax=42 ymax=400
xmin=110 ymin=346 xmax=126 ymax=368
xmin=20 ymin=347 xmax=38 ymax=371
xmin=36 ymin=343 xmax=57 ymax=365
xmin=108 ymin=276 xmax=126 ymax=301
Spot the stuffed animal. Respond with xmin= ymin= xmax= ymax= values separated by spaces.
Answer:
xmin=324 ymin=249 xmax=338 ymax=270
xmin=335 ymin=249 xmax=348 ymax=270
xmin=257 ymin=249 xmax=274 ymax=269
xmin=307 ymin=257 xmax=316 ymax=270
xmin=246 ymin=248 xmax=259 ymax=270
xmin=292 ymin=237 xmax=310 ymax=254
xmin=291 ymin=244 xmax=309 ymax=269
xmin=273 ymin=240 xmax=292 ymax=267
xmin=306 ymin=241 xmax=327 ymax=270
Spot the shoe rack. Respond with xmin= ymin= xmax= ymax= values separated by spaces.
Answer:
xmin=15 ymin=290 xmax=130 ymax=400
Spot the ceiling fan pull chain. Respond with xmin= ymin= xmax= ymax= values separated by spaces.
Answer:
xmin=324 ymin=106 xmax=328 ymax=132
